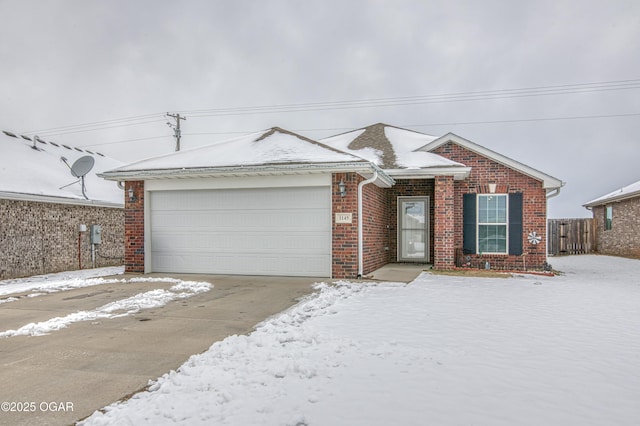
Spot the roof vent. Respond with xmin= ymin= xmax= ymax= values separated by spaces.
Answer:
xmin=2 ymin=130 xmax=18 ymax=138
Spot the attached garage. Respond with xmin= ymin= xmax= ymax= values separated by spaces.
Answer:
xmin=148 ymin=185 xmax=331 ymax=277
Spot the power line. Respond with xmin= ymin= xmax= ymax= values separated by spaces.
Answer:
xmin=181 ymin=79 xmax=640 ymax=118
xmin=23 ymin=113 xmax=165 ymax=136
xmin=81 ymin=111 xmax=640 ymax=149
xmin=19 ymin=78 xmax=640 ymax=138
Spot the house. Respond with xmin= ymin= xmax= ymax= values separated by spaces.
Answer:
xmin=0 ymin=129 xmax=125 ymax=279
xmin=99 ymin=124 xmax=563 ymax=278
xmin=583 ymin=179 xmax=640 ymax=259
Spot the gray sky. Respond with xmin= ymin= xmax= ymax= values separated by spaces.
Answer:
xmin=1 ymin=0 xmax=639 ymax=218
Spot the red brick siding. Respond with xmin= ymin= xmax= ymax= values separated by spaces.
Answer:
xmin=434 ymin=176 xmax=456 ymax=268
xmin=592 ymin=199 xmax=640 ymax=259
xmin=124 ymin=181 xmax=145 ymax=272
xmin=361 ymin=182 xmax=390 ymax=275
xmin=388 ymin=180 xmax=435 ymax=263
xmin=432 ymin=142 xmax=548 ymax=271
xmin=332 ymin=173 xmax=359 ymax=278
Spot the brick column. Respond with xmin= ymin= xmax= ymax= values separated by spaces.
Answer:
xmin=332 ymin=172 xmax=359 ymax=279
xmin=124 ymin=181 xmax=145 ymax=272
xmin=434 ymin=176 xmax=455 ymax=269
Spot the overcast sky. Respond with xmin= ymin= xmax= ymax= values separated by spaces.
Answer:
xmin=1 ymin=0 xmax=639 ymax=218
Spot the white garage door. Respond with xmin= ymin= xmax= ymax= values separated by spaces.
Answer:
xmin=149 ymin=186 xmax=331 ymax=277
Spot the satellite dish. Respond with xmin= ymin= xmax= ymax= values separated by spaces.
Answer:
xmin=70 ymin=156 xmax=95 ymax=178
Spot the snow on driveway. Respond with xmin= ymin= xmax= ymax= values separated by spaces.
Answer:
xmin=76 ymin=255 xmax=640 ymax=426
xmin=0 ymin=267 xmax=212 ymax=338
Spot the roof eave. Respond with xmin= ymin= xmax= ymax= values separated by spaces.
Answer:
xmin=583 ymin=190 xmax=640 ymax=208
xmin=99 ymin=162 xmax=396 ymax=187
xmin=385 ymin=167 xmax=472 ymax=180
xmin=0 ymin=191 xmax=123 ymax=208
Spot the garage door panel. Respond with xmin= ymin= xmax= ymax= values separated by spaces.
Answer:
xmin=152 ymin=253 xmax=331 ymax=277
xmin=152 ymin=231 xmax=329 ymax=252
xmin=150 ymin=187 xmax=331 ymax=277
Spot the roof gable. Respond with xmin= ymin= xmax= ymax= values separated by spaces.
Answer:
xmin=421 ymin=132 xmax=564 ymax=190
xmin=584 ymin=179 xmax=640 ymax=207
xmin=0 ymin=129 xmax=124 ymax=205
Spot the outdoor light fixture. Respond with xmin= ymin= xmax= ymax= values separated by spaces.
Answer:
xmin=338 ymin=180 xmax=347 ymax=197
xmin=128 ymin=186 xmax=136 ymax=202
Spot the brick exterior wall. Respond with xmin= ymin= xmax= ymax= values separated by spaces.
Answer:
xmin=432 ymin=142 xmax=548 ymax=271
xmin=592 ymin=198 xmax=640 ymax=258
xmin=361 ymin=181 xmax=390 ymax=275
xmin=434 ymin=176 xmax=456 ymax=269
xmin=124 ymin=181 xmax=145 ymax=272
xmin=0 ymin=198 xmax=124 ymax=280
xmin=332 ymin=173 xmax=359 ymax=278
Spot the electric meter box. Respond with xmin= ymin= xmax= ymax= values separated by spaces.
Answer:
xmin=90 ymin=224 xmax=102 ymax=244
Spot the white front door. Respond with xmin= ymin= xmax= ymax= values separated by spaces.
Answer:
xmin=398 ymin=196 xmax=429 ymax=262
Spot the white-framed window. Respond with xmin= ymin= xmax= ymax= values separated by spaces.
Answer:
xmin=477 ymin=194 xmax=508 ymax=254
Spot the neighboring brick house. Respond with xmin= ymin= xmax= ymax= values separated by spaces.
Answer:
xmin=100 ymin=124 xmax=563 ymax=279
xmin=0 ymin=130 xmax=125 ymax=279
xmin=583 ymin=179 xmax=640 ymax=259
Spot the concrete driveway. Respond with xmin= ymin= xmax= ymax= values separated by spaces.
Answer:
xmin=0 ymin=273 xmax=320 ymax=426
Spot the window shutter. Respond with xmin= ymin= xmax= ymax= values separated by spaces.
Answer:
xmin=463 ymin=194 xmax=476 ymax=254
xmin=509 ymin=193 xmax=523 ymax=255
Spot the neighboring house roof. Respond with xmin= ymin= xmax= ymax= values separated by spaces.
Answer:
xmin=420 ymin=132 xmax=565 ymax=190
xmin=100 ymin=127 xmax=395 ymax=187
xmin=0 ymin=130 xmax=124 ymax=206
xmin=583 ymin=179 xmax=640 ymax=207
xmin=321 ymin=123 xmax=470 ymax=179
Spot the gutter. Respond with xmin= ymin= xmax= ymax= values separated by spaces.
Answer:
xmin=357 ymin=170 xmax=378 ymax=278
xmin=546 ymin=187 xmax=561 ymax=199
xmin=0 ymin=191 xmax=123 ymax=209
xmin=99 ymin=162 xmax=394 ymax=187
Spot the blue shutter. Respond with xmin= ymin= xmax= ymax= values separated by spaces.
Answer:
xmin=463 ymin=194 xmax=476 ymax=254
xmin=509 ymin=193 xmax=523 ymax=255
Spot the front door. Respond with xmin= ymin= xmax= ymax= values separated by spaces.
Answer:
xmin=398 ymin=196 xmax=429 ymax=262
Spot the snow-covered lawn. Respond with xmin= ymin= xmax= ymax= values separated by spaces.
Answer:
xmin=70 ymin=255 xmax=640 ymax=426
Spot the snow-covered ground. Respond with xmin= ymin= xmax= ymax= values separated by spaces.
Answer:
xmin=2 ymin=257 xmax=638 ymax=425
xmin=68 ymin=255 xmax=639 ymax=426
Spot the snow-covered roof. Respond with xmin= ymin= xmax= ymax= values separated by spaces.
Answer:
xmin=112 ymin=127 xmax=367 ymax=172
xmin=0 ymin=130 xmax=124 ymax=206
xmin=320 ymin=123 xmax=470 ymax=180
xmin=583 ymin=179 xmax=640 ymax=207
xmin=101 ymin=127 xmax=395 ymax=187
xmin=420 ymin=132 xmax=564 ymax=190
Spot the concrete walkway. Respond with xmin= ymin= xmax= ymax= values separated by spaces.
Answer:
xmin=366 ymin=263 xmax=429 ymax=283
xmin=0 ymin=274 xmax=320 ymax=426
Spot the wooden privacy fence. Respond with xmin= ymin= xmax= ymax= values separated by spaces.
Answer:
xmin=548 ymin=218 xmax=596 ymax=256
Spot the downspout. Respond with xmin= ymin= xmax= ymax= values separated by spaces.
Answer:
xmin=545 ymin=187 xmax=562 ymax=264
xmin=358 ymin=170 xmax=378 ymax=278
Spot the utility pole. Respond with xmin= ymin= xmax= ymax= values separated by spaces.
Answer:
xmin=166 ymin=112 xmax=186 ymax=151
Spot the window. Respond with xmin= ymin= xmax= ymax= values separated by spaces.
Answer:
xmin=463 ymin=193 xmax=523 ymax=256
xmin=478 ymin=194 xmax=508 ymax=254
xmin=605 ymin=205 xmax=613 ymax=230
